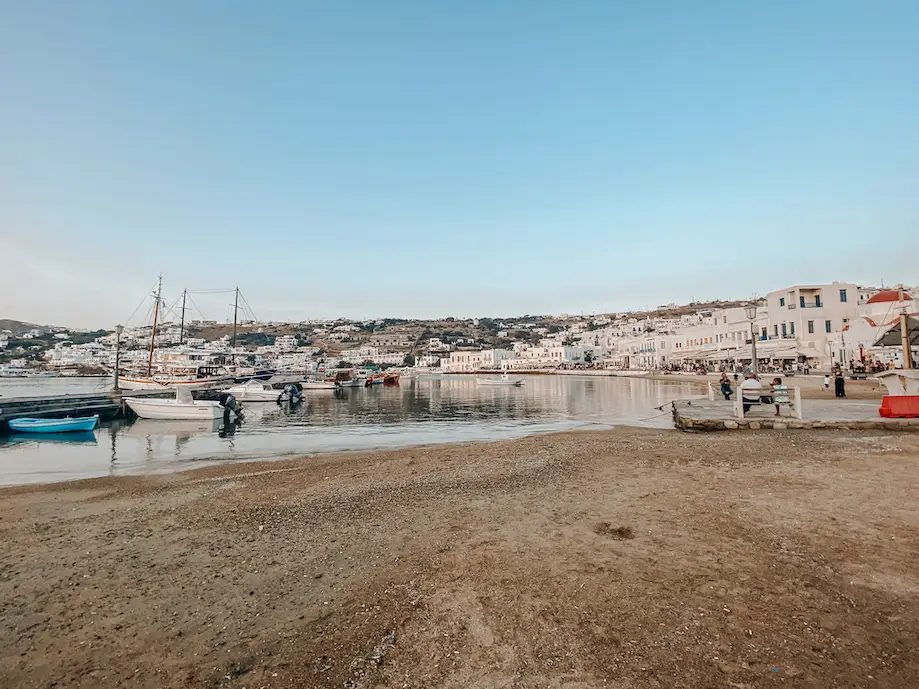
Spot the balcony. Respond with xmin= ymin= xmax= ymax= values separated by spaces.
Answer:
xmin=786 ymin=303 xmax=796 ymax=310
xmin=800 ymin=301 xmax=822 ymax=308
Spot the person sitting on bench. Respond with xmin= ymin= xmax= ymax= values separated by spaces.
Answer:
xmin=719 ymin=373 xmax=734 ymax=400
xmin=740 ymin=373 xmax=762 ymax=413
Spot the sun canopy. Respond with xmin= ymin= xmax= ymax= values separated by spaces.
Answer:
xmin=873 ymin=317 xmax=919 ymax=347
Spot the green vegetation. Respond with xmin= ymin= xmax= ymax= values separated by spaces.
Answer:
xmin=235 ymin=332 xmax=275 ymax=346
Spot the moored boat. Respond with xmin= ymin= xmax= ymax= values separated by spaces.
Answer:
xmin=300 ymin=380 xmax=338 ymax=390
xmin=125 ymin=388 xmax=226 ymax=420
xmin=223 ymin=379 xmax=281 ymax=402
xmin=476 ymin=373 xmax=524 ymax=387
xmin=8 ymin=415 xmax=100 ymax=433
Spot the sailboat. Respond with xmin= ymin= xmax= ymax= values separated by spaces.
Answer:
xmin=116 ymin=277 xmax=234 ymax=390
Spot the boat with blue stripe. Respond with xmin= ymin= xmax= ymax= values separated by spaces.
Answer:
xmin=7 ymin=415 xmax=100 ymax=433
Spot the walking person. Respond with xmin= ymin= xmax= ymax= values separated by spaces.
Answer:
xmin=823 ymin=374 xmax=831 ymax=391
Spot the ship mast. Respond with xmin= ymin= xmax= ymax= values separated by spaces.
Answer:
xmin=231 ymin=287 xmax=239 ymax=364
xmin=179 ymin=289 xmax=187 ymax=346
xmin=147 ymin=275 xmax=162 ymax=375
xmin=899 ymin=285 xmax=913 ymax=369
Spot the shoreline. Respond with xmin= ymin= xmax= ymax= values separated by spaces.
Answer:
xmin=2 ymin=427 xmax=917 ymax=687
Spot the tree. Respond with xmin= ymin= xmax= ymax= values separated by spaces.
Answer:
xmin=403 ymin=353 xmax=416 ymax=366
xmin=584 ymin=350 xmax=594 ymax=365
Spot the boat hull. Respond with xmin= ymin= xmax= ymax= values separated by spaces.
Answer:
xmin=125 ymin=398 xmax=224 ymax=420
xmin=8 ymin=415 xmax=100 ymax=433
xmin=476 ymin=378 xmax=524 ymax=387
xmin=224 ymin=383 xmax=280 ymax=402
xmin=300 ymin=381 xmax=338 ymax=390
xmin=117 ymin=376 xmax=231 ymax=391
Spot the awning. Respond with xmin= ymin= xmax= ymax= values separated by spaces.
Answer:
xmin=873 ymin=317 xmax=919 ymax=347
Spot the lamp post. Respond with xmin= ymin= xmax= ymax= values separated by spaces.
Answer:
xmin=114 ymin=324 xmax=124 ymax=391
xmin=744 ymin=304 xmax=758 ymax=375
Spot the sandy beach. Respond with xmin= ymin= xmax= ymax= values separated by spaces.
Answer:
xmin=2 ymin=427 xmax=918 ymax=688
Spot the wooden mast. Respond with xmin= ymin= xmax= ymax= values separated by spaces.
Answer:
xmin=900 ymin=285 xmax=913 ymax=369
xmin=147 ymin=275 xmax=162 ymax=375
xmin=179 ymin=289 xmax=187 ymax=346
xmin=231 ymin=287 xmax=239 ymax=363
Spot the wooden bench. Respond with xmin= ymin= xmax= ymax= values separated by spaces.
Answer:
xmin=732 ymin=386 xmax=802 ymax=420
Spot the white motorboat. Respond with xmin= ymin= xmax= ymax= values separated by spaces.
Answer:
xmin=337 ymin=378 xmax=363 ymax=388
xmin=125 ymin=388 xmax=225 ymax=420
xmin=223 ymin=379 xmax=281 ymax=402
xmin=476 ymin=373 xmax=524 ymax=387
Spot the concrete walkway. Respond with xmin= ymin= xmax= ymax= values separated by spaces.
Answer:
xmin=672 ymin=398 xmax=919 ymax=431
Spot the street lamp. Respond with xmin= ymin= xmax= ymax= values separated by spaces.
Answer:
xmin=744 ymin=304 xmax=759 ymax=375
xmin=114 ymin=324 xmax=124 ymax=391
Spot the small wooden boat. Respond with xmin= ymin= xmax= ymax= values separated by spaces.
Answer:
xmin=476 ymin=373 xmax=524 ymax=387
xmin=300 ymin=380 xmax=338 ymax=391
xmin=8 ymin=415 xmax=99 ymax=433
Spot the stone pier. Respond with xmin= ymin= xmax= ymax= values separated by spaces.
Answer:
xmin=672 ymin=398 xmax=919 ymax=432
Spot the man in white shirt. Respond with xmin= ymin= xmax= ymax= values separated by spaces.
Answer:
xmin=740 ymin=373 xmax=763 ymax=414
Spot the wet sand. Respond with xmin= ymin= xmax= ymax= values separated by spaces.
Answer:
xmin=2 ymin=427 xmax=918 ymax=688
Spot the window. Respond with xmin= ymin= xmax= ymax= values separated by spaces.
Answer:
xmin=723 ymin=316 xmax=727 ymax=324
xmin=780 ymin=297 xmax=785 ymax=307
xmin=790 ymin=322 xmax=795 ymax=336
xmin=774 ymin=324 xmax=779 ymax=337
xmin=839 ymin=288 xmax=847 ymax=302
xmin=761 ymin=327 xmax=767 ymax=340
xmin=799 ymin=296 xmax=805 ymax=308
xmin=781 ymin=323 xmax=787 ymax=337
xmin=808 ymin=320 xmax=814 ymax=334
xmin=815 ymin=295 xmax=822 ymax=307
xmin=825 ymin=320 xmax=832 ymax=333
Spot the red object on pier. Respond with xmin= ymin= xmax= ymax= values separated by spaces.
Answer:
xmin=879 ymin=395 xmax=919 ymax=418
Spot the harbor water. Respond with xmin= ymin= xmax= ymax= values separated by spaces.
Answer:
xmin=0 ymin=375 xmax=704 ymax=485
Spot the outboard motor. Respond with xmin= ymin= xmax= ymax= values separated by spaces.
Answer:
xmin=217 ymin=392 xmax=244 ymax=423
xmin=277 ymin=382 xmax=303 ymax=406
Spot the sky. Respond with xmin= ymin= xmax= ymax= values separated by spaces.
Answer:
xmin=1 ymin=1 xmax=917 ymax=328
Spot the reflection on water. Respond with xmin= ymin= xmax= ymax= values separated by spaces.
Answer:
xmin=0 ymin=375 xmax=703 ymax=485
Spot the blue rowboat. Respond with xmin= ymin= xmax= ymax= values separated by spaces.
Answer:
xmin=7 ymin=415 xmax=99 ymax=433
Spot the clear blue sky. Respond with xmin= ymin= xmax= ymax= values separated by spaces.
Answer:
xmin=1 ymin=1 xmax=917 ymax=327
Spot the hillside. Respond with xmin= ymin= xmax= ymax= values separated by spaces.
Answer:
xmin=0 ymin=319 xmax=42 ymax=335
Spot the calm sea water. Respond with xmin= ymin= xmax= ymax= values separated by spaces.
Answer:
xmin=0 ymin=375 xmax=704 ymax=485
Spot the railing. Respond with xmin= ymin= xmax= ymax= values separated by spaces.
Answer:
xmin=787 ymin=303 xmax=796 ymax=310
xmin=800 ymin=300 xmax=821 ymax=308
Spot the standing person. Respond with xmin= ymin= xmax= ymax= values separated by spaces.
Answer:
xmin=771 ymin=377 xmax=789 ymax=416
xmin=720 ymin=373 xmax=733 ymax=401
xmin=740 ymin=373 xmax=763 ymax=414
xmin=834 ymin=368 xmax=846 ymax=398
xmin=823 ymin=374 xmax=831 ymax=391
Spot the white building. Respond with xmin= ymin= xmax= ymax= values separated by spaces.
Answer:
xmin=442 ymin=349 xmax=513 ymax=372
xmin=764 ymin=283 xmax=859 ymax=366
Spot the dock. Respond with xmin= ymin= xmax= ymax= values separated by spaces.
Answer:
xmin=672 ymin=398 xmax=919 ymax=432
xmin=0 ymin=389 xmax=172 ymax=434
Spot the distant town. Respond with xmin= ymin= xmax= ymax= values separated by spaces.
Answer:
xmin=1 ymin=280 xmax=916 ymax=378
